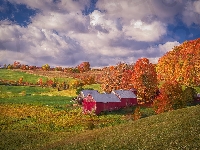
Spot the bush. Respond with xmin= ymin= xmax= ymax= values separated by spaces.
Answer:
xmin=133 ymin=107 xmax=141 ymax=120
xmin=182 ymin=87 xmax=197 ymax=106
xmin=153 ymin=80 xmax=183 ymax=114
xmin=153 ymin=93 xmax=173 ymax=114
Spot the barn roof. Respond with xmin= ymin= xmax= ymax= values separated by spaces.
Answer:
xmin=82 ymin=90 xmax=121 ymax=103
xmin=82 ymin=89 xmax=137 ymax=103
xmin=81 ymin=90 xmax=99 ymax=97
xmin=92 ymin=93 xmax=121 ymax=103
xmin=113 ymin=90 xmax=137 ymax=98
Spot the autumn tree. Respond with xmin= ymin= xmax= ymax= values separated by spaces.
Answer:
xmin=77 ymin=62 xmax=91 ymax=72
xmin=13 ymin=61 xmax=21 ymax=69
xmin=157 ymin=38 xmax=200 ymax=87
xmin=153 ymin=80 xmax=184 ymax=114
xmin=131 ymin=58 xmax=158 ymax=103
xmin=55 ymin=66 xmax=63 ymax=71
xmin=7 ymin=64 xmax=13 ymax=69
xmin=101 ymin=62 xmax=134 ymax=93
xmin=42 ymin=64 xmax=50 ymax=71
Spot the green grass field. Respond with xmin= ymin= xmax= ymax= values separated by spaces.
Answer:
xmin=0 ymin=105 xmax=199 ymax=150
xmin=0 ymin=69 xmax=47 ymax=83
xmin=0 ymin=85 xmax=75 ymax=110
xmin=0 ymin=69 xmax=76 ymax=84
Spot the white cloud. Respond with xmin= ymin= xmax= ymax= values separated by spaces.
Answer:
xmin=0 ymin=0 xmax=197 ymax=68
xmin=147 ymin=41 xmax=180 ymax=63
xmin=182 ymin=1 xmax=200 ymax=26
xmin=158 ymin=41 xmax=180 ymax=53
xmin=31 ymin=12 xmax=90 ymax=34
xmin=96 ymin=0 xmax=185 ymax=24
xmin=123 ymin=20 xmax=167 ymax=42
xmin=7 ymin=0 xmax=90 ymax=14
xmin=194 ymin=1 xmax=200 ymax=14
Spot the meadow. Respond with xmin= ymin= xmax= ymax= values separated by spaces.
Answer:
xmin=0 ymin=69 xmax=78 ymax=86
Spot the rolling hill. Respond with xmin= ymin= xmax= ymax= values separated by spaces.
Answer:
xmin=1 ymin=105 xmax=199 ymax=150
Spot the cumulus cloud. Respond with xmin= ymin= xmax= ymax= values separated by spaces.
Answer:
xmin=123 ymin=20 xmax=167 ymax=42
xmin=182 ymin=0 xmax=200 ymax=26
xmin=0 ymin=0 xmax=198 ymax=68
xmin=96 ymin=0 xmax=185 ymax=24
xmin=31 ymin=12 xmax=90 ymax=34
xmin=7 ymin=0 xmax=90 ymax=14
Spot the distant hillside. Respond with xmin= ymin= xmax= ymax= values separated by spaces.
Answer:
xmin=41 ymin=105 xmax=200 ymax=150
xmin=157 ymin=38 xmax=200 ymax=86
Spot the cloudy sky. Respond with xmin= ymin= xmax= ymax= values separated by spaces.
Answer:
xmin=0 ymin=0 xmax=200 ymax=68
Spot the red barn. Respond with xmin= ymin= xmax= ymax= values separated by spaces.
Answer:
xmin=81 ymin=89 xmax=137 ymax=115
xmin=112 ymin=89 xmax=138 ymax=107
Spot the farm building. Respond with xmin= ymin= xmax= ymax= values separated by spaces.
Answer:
xmin=81 ymin=89 xmax=137 ymax=114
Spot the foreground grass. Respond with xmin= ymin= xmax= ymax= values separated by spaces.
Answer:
xmin=1 ymin=105 xmax=199 ymax=149
xmin=43 ymin=105 xmax=200 ymax=150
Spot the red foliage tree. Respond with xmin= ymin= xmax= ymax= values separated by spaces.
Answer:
xmin=13 ymin=61 xmax=21 ymax=69
xmin=77 ymin=62 xmax=91 ymax=73
xmin=131 ymin=58 xmax=158 ymax=103
xmin=153 ymin=80 xmax=183 ymax=114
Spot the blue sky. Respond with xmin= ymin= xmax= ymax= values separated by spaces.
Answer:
xmin=0 ymin=0 xmax=200 ymax=68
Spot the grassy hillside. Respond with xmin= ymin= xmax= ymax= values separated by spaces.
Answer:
xmin=1 ymin=105 xmax=199 ymax=150
xmin=0 ymin=69 xmax=76 ymax=84
xmin=0 ymin=85 xmax=76 ymax=111
xmin=0 ymin=69 xmax=48 ymax=83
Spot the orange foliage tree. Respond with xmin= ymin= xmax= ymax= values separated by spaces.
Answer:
xmin=157 ymin=38 xmax=200 ymax=87
xmin=131 ymin=58 xmax=158 ymax=102
xmin=153 ymin=80 xmax=183 ymax=114
xmin=101 ymin=62 xmax=134 ymax=93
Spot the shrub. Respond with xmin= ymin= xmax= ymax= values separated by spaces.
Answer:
xmin=153 ymin=93 xmax=173 ymax=114
xmin=153 ymin=80 xmax=183 ymax=114
xmin=133 ymin=107 xmax=141 ymax=120
xmin=182 ymin=87 xmax=197 ymax=106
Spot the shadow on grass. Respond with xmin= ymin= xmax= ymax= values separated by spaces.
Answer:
xmin=98 ymin=104 xmax=156 ymax=119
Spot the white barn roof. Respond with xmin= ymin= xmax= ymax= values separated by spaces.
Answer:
xmin=81 ymin=90 xmax=99 ymax=97
xmin=81 ymin=89 xmax=136 ymax=103
xmin=92 ymin=93 xmax=121 ymax=103
xmin=113 ymin=90 xmax=137 ymax=98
